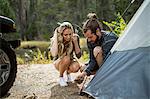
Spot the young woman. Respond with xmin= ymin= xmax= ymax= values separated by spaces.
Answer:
xmin=50 ymin=22 xmax=82 ymax=86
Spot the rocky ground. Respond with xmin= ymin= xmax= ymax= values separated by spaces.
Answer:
xmin=2 ymin=64 xmax=91 ymax=99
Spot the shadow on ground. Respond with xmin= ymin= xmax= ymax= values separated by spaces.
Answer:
xmin=50 ymin=82 xmax=90 ymax=99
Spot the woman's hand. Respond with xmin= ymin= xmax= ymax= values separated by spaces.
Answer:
xmin=72 ymin=33 xmax=82 ymax=58
xmin=72 ymin=34 xmax=78 ymax=44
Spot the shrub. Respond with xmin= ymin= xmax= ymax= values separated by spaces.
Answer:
xmin=103 ymin=13 xmax=127 ymax=36
xmin=20 ymin=41 xmax=50 ymax=52
xmin=17 ymin=48 xmax=51 ymax=64
xmin=79 ymin=51 xmax=89 ymax=62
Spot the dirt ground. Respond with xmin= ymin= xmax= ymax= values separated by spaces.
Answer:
xmin=2 ymin=64 xmax=92 ymax=99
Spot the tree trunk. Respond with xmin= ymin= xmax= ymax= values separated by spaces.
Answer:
xmin=18 ymin=0 xmax=27 ymax=40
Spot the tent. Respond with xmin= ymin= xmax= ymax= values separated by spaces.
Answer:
xmin=84 ymin=0 xmax=150 ymax=99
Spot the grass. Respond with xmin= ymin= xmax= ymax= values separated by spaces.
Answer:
xmin=16 ymin=38 xmax=89 ymax=65
xmin=20 ymin=41 xmax=50 ymax=51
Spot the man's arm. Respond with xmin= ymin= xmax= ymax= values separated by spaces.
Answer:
xmin=84 ymin=42 xmax=97 ymax=76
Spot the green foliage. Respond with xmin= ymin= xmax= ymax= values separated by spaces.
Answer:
xmin=17 ymin=48 xmax=51 ymax=64
xmin=16 ymin=39 xmax=90 ymax=64
xmin=79 ymin=51 xmax=89 ymax=62
xmin=17 ymin=41 xmax=51 ymax=64
xmin=42 ymin=33 xmax=51 ymax=40
xmin=17 ymin=57 xmax=25 ymax=64
xmin=112 ymin=0 xmax=143 ymax=22
xmin=30 ymin=48 xmax=51 ymax=64
xmin=1 ymin=0 xmax=142 ymax=40
xmin=20 ymin=41 xmax=50 ymax=52
xmin=0 ymin=0 xmax=15 ymax=18
xmin=103 ymin=13 xmax=127 ymax=36
xmin=80 ymin=38 xmax=88 ymax=52
xmin=78 ymin=38 xmax=89 ymax=62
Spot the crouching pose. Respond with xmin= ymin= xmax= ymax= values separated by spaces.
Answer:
xmin=50 ymin=22 xmax=82 ymax=86
xmin=75 ymin=13 xmax=118 ymax=84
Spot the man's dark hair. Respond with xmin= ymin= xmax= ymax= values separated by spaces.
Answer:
xmin=83 ymin=13 xmax=102 ymax=35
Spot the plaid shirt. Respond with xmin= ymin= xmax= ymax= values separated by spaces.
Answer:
xmin=85 ymin=31 xmax=118 ymax=76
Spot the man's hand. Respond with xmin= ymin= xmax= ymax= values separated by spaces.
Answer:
xmin=79 ymin=72 xmax=87 ymax=78
xmin=79 ymin=63 xmax=87 ymax=72
xmin=74 ymin=72 xmax=87 ymax=84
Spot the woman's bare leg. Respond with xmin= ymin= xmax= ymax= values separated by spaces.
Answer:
xmin=53 ymin=56 xmax=71 ymax=86
xmin=67 ymin=61 xmax=80 ymax=73
xmin=66 ymin=61 xmax=80 ymax=82
xmin=54 ymin=56 xmax=71 ymax=77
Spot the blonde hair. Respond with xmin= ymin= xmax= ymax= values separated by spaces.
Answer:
xmin=51 ymin=22 xmax=74 ymax=58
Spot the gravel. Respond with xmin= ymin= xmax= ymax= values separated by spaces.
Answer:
xmin=2 ymin=64 xmax=89 ymax=99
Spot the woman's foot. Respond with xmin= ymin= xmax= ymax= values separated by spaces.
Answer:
xmin=59 ymin=77 xmax=68 ymax=86
xmin=66 ymin=74 xmax=73 ymax=82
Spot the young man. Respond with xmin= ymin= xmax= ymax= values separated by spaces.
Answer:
xmin=75 ymin=13 xmax=118 ymax=82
